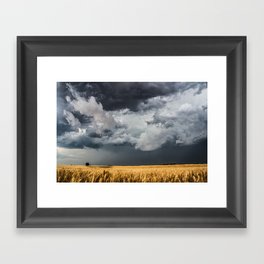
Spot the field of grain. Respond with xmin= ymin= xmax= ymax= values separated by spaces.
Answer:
xmin=57 ymin=164 xmax=207 ymax=183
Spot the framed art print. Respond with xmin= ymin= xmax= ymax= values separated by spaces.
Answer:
xmin=17 ymin=36 xmax=246 ymax=227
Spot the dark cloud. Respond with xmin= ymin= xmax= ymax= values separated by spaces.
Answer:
xmin=57 ymin=130 xmax=102 ymax=149
xmin=59 ymin=82 xmax=206 ymax=112
xmin=57 ymin=139 xmax=207 ymax=166
xmin=57 ymin=122 xmax=73 ymax=137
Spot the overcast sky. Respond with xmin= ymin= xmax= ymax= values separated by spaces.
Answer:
xmin=57 ymin=82 xmax=207 ymax=165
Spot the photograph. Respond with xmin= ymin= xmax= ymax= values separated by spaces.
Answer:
xmin=57 ymin=82 xmax=208 ymax=183
xmin=17 ymin=36 xmax=246 ymax=227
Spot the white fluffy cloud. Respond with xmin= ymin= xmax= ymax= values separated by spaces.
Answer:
xmin=109 ymin=86 xmax=207 ymax=151
xmin=63 ymin=110 xmax=81 ymax=128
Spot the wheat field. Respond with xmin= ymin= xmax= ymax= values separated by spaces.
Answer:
xmin=57 ymin=164 xmax=207 ymax=183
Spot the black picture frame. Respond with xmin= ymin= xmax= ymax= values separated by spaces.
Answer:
xmin=17 ymin=36 xmax=246 ymax=228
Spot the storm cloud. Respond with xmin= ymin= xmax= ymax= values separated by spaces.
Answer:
xmin=57 ymin=82 xmax=207 ymax=165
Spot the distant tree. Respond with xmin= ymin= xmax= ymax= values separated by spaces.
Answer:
xmin=85 ymin=162 xmax=90 ymax=166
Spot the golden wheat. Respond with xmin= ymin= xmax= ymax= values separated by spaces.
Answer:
xmin=57 ymin=164 xmax=207 ymax=183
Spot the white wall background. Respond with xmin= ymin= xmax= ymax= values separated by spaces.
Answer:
xmin=0 ymin=0 xmax=263 ymax=263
